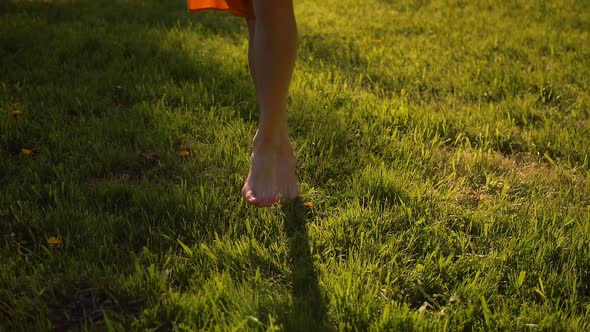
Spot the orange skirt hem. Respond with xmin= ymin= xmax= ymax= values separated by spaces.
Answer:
xmin=187 ymin=0 xmax=255 ymax=19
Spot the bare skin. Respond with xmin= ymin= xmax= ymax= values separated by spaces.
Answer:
xmin=241 ymin=0 xmax=299 ymax=207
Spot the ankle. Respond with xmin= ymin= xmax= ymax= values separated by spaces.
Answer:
xmin=253 ymin=127 xmax=289 ymax=148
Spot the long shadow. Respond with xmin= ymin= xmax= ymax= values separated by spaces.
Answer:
xmin=281 ymin=199 xmax=333 ymax=331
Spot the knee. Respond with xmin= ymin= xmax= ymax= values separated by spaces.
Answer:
xmin=253 ymin=0 xmax=296 ymax=28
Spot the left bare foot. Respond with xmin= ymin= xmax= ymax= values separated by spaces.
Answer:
xmin=242 ymin=131 xmax=299 ymax=207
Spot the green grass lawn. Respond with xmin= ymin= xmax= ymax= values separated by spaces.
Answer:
xmin=1 ymin=0 xmax=589 ymax=330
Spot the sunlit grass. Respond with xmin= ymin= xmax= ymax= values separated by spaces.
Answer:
xmin=1 ymin=0 xmax=589 ymax=330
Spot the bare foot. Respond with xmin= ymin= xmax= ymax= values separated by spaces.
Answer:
xmin=242 ymin=132 xmax=299 ymax=207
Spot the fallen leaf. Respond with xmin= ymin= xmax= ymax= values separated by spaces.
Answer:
xmin=47 ymin=236 xmax=62 ymax=245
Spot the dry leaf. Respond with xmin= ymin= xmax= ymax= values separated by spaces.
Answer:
xmin=47 ymin=236 xmax=62 ymax=245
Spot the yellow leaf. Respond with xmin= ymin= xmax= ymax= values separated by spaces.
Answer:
xmin=47 ymin=236 xmax=62 ymax=245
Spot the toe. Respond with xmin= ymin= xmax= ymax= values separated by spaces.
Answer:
xmin=242 ymin=188 xmax=258 ymax=205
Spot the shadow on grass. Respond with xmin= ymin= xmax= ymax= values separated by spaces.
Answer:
xmin=0 ymin=0 xmax=259 ymax=329
xmin=281 ymin=199 xmax=333 ymax=331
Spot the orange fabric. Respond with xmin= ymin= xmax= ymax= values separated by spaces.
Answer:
xmin=187 ymin=0 xmax=255 ymax=19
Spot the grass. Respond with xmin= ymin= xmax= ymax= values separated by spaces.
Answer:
xmin=1 ymin=0 xmax=589 ymax=330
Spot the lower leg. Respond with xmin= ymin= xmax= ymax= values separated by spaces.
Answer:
xmin=251 ymin=0 xmax=297 ymax=143
xmin=242 ymin=0 xmax=299 ymax=206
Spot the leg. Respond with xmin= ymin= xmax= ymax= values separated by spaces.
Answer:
xmin=242 ymin=0 xmax=299 ymax=207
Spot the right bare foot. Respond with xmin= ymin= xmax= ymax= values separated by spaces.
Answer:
xmin=242 ymin=131 xmax=299 ymax=207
